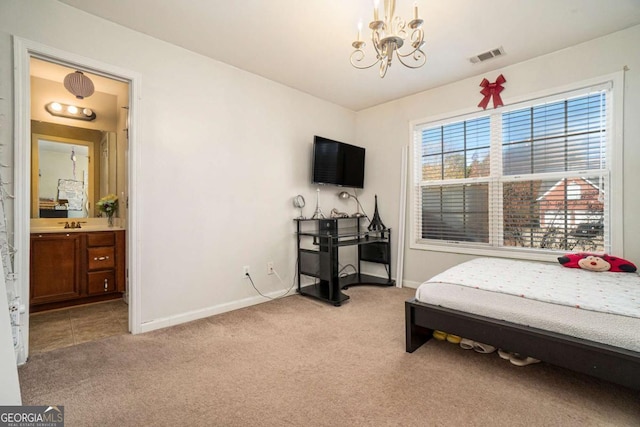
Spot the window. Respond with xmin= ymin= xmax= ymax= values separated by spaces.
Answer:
xmin=419 ymin=116 xmax=491 ymax=244
xmin=412 ymin=79 xmax=619 ymax=258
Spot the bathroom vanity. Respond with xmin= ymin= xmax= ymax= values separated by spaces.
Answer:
xmin=30 ymin=229 xmax=125 ymax=312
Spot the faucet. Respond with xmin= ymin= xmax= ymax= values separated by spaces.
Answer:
xmin=61 ymin=221 xmax=85 ymax=229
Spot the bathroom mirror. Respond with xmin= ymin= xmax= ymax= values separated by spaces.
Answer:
xmin=30 ymin=122 xmax=117 ymax=219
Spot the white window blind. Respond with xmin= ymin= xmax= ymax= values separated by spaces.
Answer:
xmin=413 ymin=83 xmax=612 ymax=256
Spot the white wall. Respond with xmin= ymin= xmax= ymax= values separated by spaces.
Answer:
xmin=0 ymin=1 xmax=356 ymax=328
xmin=0 ymin=4 xmax=19 ymax=399
xmin=0 ymin=263 xmax=21 ymax=404
xmin=38 ymin=144 xmax=89 ymax=201
xmin=356 ymin=25 xmax=640 ymax=287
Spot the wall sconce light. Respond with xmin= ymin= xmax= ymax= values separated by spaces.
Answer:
xmin=45 ymin=102 xmax=96 ymax=121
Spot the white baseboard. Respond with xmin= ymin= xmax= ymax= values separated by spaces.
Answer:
xmin=138 ymin=276 xmax=420 ymax=334
xmin=359 ymin=271 xmax=421 ymax=290
xmin=400 ymin=279 xmax=422 ymax=289
xmin=139 ymin=290 xmax=295 ymax=334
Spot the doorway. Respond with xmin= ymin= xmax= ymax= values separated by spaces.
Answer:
xmin=13 ymin=37 xmax=141 ymax=364
xmin=30 ymin=58 xmax=128 ymax=353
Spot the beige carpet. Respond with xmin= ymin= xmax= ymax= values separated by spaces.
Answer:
xmin=19 ymin=286 xmax=640 ymax=426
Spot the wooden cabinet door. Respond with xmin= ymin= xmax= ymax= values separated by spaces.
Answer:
xmin=30 ymin=233 xmax=82 ymax=305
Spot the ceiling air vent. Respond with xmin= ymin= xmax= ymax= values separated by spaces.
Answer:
xmin=469 ymin=47 xmax=505 ymax=64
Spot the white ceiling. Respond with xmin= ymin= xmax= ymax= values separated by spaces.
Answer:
xmin=30 ymin=57 xmax=125 ymax=95
xmin=57 ymin=0 xmax=640 ymax=111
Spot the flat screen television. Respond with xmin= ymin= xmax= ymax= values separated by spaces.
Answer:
xmin=312 ymin=136 xmax=365 ymax=188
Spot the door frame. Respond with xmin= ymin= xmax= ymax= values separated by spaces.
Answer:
xmin=13 ymin=37 xmax=142 ymax=364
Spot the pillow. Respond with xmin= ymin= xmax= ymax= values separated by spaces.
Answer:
xmin=557 ymin=253 xmax=637 ymax=273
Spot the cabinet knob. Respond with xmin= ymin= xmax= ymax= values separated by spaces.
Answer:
xmin=104 ymin=278 xmax=108 ymax=291
xmin=94 ymin=256 xmax=110 ymax=261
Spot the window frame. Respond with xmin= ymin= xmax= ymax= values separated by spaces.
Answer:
xmin=409 ymin=73 xmax=624 ymax=261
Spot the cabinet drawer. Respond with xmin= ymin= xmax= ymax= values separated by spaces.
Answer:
xmin=87 ymin=271 xmax=116 ymax=295
xmin=87 ymin=232 xmax=115 ymax=247
xmin=88 ymin=247 xmax=115 ymax=270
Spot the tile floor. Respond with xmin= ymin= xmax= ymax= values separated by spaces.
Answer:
xmin=29 ymin=299 xmax=128 ymax=354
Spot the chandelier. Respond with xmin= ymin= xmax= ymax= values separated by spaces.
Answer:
xmin=350 ymin=0 xmax=426 ymax=78
xmin=63 ymin=71 xmax=95 ymax=99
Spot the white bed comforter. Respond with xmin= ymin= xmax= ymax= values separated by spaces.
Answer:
xmin=415 ymin=258 xmax=640 ymax=351
xmin=425 ymin=258 xmax=640 ymax=319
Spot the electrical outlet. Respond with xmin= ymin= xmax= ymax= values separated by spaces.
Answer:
xmin=267 ymin=262 xmax=274 ymax=275
xmin=243 ymin=265 xmax=250 ymax=278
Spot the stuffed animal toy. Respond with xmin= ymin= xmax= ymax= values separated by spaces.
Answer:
xmin=557 ymin=253 xmax=637 ymax=273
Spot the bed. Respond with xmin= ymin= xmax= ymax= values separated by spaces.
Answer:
xmin=405 ymin=257 xmax=640 ymax=390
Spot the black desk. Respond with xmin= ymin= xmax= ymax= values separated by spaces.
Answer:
xmin=295 ymin=217 xmax=394 ymax=306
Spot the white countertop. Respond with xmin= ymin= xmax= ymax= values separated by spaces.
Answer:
xmin=30 ymin=218 xmax=126 ymax=233
xmin=30 ymin=225 xmax=124 ymax=234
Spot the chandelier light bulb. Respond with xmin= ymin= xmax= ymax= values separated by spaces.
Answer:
xmin=83 ymin=108 xmax=93 ymax=116
xmin=50 ymin=102 xmax=62 ymax=111
xmin=67 ymin=105 xmax=78 ymax=114
xmin=350 ymin=0 xmax=426 ymax=78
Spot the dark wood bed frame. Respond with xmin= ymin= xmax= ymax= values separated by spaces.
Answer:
xmin=405 ymin=298 xmax=640 ymax=391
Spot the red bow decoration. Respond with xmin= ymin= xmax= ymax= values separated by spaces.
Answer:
xmin=478 ymin=74 xmax=506 ymax=109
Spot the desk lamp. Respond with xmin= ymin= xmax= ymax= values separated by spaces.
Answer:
xmin=337 ymin=191 xmax=366 ymax=218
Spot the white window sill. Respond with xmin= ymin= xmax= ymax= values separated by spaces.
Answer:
xmin=410 ymin=240 xmax=567 ymax=263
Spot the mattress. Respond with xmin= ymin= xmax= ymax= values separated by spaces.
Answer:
xmin=415 ymin=259 xmax=640 ymax=352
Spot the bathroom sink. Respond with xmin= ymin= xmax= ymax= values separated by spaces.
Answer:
xmin=30 ymin=219 xmax=124 ymax=233
xmin=30 ymin=225 xmax=123 ymax=233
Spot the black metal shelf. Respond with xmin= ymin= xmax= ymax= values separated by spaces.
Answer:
xmin=298 ymin=283 xmax=350 ymax=306
xmin=295 ymin=217 xmax=394 ymax=306
xmin=306 ymin=235 xmax=389 ymax=248
xmin=340 ymin=273 xmax=394 ymax=288
xmin=299 ymin=274 xmax=394 ymax=306
xmin=297 ymin=226 xmax=388 ymax=238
